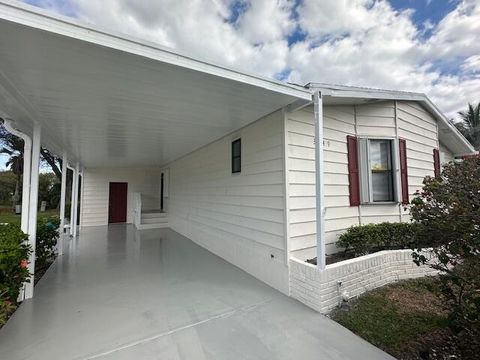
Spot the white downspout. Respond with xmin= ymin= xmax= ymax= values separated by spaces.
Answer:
xmin=2 ymin=119 xmax=31 ymax=234
xmin=313 ymin=90 xmax=326 ymax=270
xmin=58 ymin=153 xmax=67 ymax=255
xmin=25 ymin=124 xmax=41 ymax=300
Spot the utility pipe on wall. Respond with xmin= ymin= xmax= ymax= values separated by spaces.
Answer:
xmin=313 ymin=90 xmax=326 ymax=270
xmin=2 ymin=119 xmax=31 ymax=234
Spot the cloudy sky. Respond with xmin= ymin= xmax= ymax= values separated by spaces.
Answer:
xmin=1 ymin=0 xmax=479 ymax=168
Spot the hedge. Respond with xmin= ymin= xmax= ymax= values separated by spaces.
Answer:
xmin=337 ymin=222 xmax=418 ymax=256
xmin=0 ymin=223 xmax=31 ymax=326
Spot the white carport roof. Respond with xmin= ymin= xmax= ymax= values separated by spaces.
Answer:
xmin=0 ymin=0 xmax=310 ymax=168
xmin=308 ymin=83 xmax=475 ymax=155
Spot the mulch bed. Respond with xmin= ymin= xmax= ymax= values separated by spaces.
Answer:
xmin=34 ymin=261 xmax=53 ymax=285
xmin=306 ymin=251 xmax=356 ymax=266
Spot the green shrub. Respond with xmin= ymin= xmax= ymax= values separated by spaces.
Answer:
xmin=337 ymin=222 xmax=417 ymax=256
xmin=35 ymin=216 xmax=59 ymax=270
xmin=0 ymin=224 xmax=31 ymax=303
xmin=410 ymin=157 xmax=480 ymax=349
xmin=0 ymin=292 xmax=16 ymax=326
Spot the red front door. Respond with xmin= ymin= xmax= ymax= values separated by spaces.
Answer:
xmin=108 ymin=182 xmax=128 ymax=223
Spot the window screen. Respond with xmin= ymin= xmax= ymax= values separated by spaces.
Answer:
xmin=232 ymin=138 xmax=241 ymax=173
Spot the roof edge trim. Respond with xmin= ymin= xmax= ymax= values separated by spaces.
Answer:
xmin=0 ymin=0 xmax=311 ymax=101
xmin=308 ymin=83 xmax=475 ymax=154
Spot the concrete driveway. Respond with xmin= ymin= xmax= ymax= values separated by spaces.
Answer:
xmin=0 ymin=225 xmax=393 ymax=359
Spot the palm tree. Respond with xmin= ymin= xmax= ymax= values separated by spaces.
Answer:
xmin=454 ymin=102 xmax=480 ymax=150
xmin=0 ymin=125 xmax=24 ymax=209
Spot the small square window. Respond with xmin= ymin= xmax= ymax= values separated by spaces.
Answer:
xmin=232 ymin=138 xmax=241 ymax=173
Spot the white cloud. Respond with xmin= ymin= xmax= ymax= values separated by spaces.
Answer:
xmin=21 ymin=0 xmax=480 ymax=119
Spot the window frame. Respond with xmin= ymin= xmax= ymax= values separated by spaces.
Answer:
xmin=358 ymin=137 xmax=400 ymax=204
xmin=231 ymin=138 xmax=241 ymax=174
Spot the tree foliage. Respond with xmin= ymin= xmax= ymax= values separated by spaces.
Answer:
xmin=454 ymin=102 xmax=480 ymax=150
xmin=1 ymin=123 xmax=64 ymax=209
xmin=410 ymin=157 xmax=480 ymax=345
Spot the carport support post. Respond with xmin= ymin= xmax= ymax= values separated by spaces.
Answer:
xmin=69 ymin=165 xmax=76 ymax=236
xmin=72 ymin=162 xmax=80 ymax=237
xmin=25 ymin=124 xmax=41 ymax=299
xmin=58 ymin=153 xmax=67 ymax=255
xmin=313 ymin=90 xmax=326 ymax=270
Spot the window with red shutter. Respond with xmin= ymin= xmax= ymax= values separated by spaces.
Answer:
xmin=399 ymin=139 xmax=409 ymax=204
xmin=433 ymin=148 xmax=441 ymax=177
xmin=347 ymin=135 xmax=360 ymax=206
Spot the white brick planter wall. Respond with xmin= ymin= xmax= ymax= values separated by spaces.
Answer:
xmin=289 ymin=250 xmax=437 ymax=313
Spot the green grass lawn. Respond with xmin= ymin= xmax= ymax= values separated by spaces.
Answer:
xmin=331 ymin=278 xmax=465 ymax=359
xmin=0 ymin=208 xmax=59 ymax=226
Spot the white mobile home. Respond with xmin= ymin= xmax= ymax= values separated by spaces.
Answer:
xmin=0 ymin=0 xmax=474 ymax=307
xmin=79 ymin=88 xmax=472 ymax=295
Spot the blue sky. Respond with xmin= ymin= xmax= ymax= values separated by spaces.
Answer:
xmin=1 ymin=0 xmax=479 ymax=170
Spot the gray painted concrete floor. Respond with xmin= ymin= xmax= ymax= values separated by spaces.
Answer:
xmin=0 ymin=225 xmax=393 ymax=360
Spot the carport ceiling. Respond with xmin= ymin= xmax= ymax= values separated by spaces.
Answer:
xmin=0 ymin=1 xmax=310 ymax=168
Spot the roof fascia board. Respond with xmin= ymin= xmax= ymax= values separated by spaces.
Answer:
xmin=420 ymin=98 xmax=475 ymax=154
xmin=309 ymin=84 xmax=424 ymax=102
xmin=0 ymin=0 xmax=311 ymax=101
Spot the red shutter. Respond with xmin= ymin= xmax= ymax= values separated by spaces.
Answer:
xmin=399 ymin=139 xmax=409 ymax=204
xmin=347 ymin=136 xmax=360 ymax=206
xmin=433 ymin=148 xmax=441 ymax=177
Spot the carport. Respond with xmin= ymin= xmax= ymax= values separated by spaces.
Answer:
xmin=0 ymin=3 xmax=394 ymax=357
xmin=0 ymin=0 xmax=313 ymax=299
xmin=0 ymin=225 xmax=392 ymax=359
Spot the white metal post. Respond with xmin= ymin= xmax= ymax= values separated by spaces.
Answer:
xmin=58 ymin=153 xmax=67 ymax=255
xmin=69 ymin=166 xmax=76 ymax=236
xmin=313 ymin=91 xmax=326 ymax=270
xmin=72 ymin=162 xmax=80 ymax=237
xmin=25 ymin=124 xmax=41 ymax=299
xmin=3 ymin=120 xmax=31 ymax=234
xmin=78 ymin=169 xmax=84 ymax=232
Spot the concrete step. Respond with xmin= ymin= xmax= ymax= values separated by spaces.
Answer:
xmin=141 ymin=211 xmax=167 ymax=219
xmin=136 ymin=222 xmax=169 ymax=230
xmin=141 ymin=216 xmax=168 ymax=224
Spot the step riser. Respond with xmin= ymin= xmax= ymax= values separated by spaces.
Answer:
xmin=136 ymin=223 xmax=169 ymax=230
xmin=141 ymin=217 xmax=169 ymax=224
xmin=141 ymin=213 xmax=168 ymax=219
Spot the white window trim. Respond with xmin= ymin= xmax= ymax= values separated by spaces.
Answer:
xmin=358 ymin=136 xmax=401 ymax=205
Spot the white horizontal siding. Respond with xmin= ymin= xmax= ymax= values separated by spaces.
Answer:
xmin=81 ymin=167 xmax=160 ymax=227
xmin=286 ymin=106 xmax=359 ymax=255
xmin=396 ymin=101 xmax=437 ymax=212
xmin=166 ymin=110 xmax=289 ymax=294
xmin=288 ymin=100 xmax=443 ymax=259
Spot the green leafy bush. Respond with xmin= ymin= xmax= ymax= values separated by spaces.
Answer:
xmin=410 ymin=157 xmax=480 ymax=351
xmin=35 ymin=216 xmax=59 ymax=270
xmin=337 ymin=222 xmax=417 ymax=256
xmin=0 ymin=224 xmax=31 ymax=303
xmin=0 ymin=291 xmax=16 ymax=326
